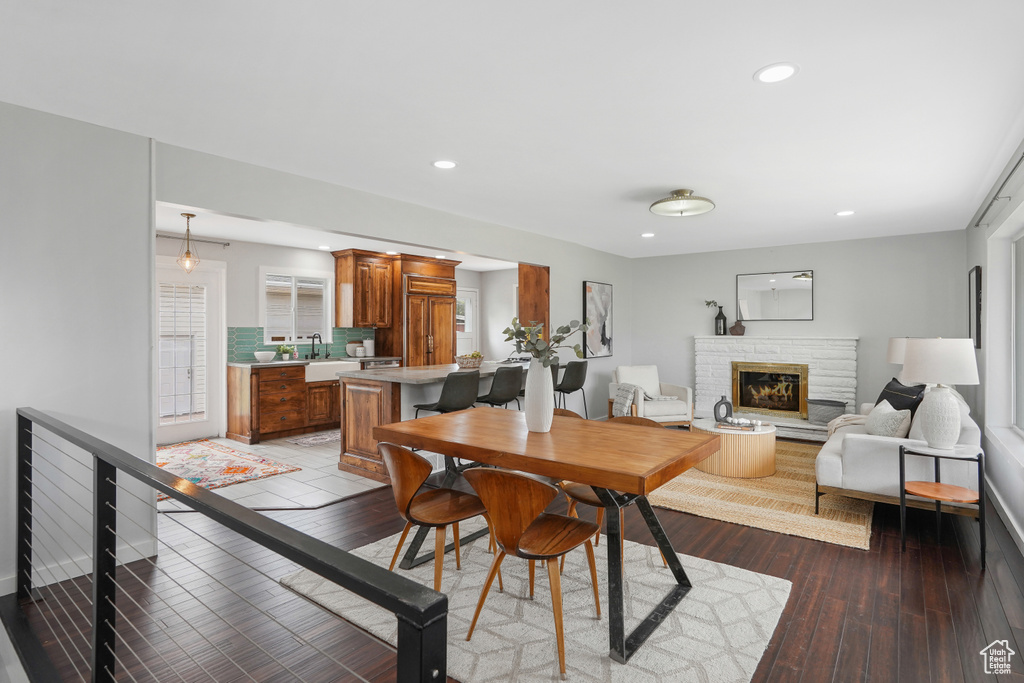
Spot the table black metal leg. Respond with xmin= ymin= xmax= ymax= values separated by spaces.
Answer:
xmin=593 ymin=488 xmax=691 ymax=664
xmin=899 ymin=446 xmax=907 ymax=552
xmin=399 ymin=456 xmax=488 ymax=570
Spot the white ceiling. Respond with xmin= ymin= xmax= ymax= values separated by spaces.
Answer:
xmin=156 ymin=202 xmax=518 ymax=272
xmin=6 ymin=2 xmax=1024 ymax=257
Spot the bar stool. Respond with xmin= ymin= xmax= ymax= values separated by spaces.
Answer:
xmin=555 ymin=360 xmax=588 ymax=417
xmin=476 ymin=365 xmax=523 ymax=409
xmin=413 ymin=370 xmax=480 ymax=418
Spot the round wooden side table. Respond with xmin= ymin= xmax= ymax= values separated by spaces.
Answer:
xmin=691 ymin=418 xmax=777 ymax=478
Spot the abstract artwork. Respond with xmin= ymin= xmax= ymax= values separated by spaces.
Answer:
xmin=583 ymin=281 xmax=612 ymax=357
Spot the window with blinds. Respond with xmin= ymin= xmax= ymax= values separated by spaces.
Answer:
xmin=263 ymin=273 xmax=330 ymax=344
xmin=158 ymin=283 xmax=208 ymax=424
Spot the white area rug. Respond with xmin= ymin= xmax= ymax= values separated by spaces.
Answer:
xmin=281 ymin=519 xmax=791 ymax=682
xmin=285 ymin=429 xmax=341 ymax=446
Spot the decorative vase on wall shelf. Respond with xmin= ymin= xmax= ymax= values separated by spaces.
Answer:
xmin=729 ymin=320 xmax=745 ymax=336
xmin=524 ymin=358 xmax=555 ymax=433
xmin=715 ymin=306 xmax=727 ymax=336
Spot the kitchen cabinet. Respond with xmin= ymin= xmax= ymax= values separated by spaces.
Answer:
xmin=333 ymin=249 xmax=396 ymax=329
xmin=406 ymin=295 xmax=456 ymax=367
xmin=227 ymin=364 xmax=340 ymax=444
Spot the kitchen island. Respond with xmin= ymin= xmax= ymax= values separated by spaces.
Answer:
xmin=334 ymin=362 xmax=526 ymax=481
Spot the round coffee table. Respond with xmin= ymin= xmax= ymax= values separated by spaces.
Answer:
xmin=691 ymin=417 xmax=777 ymax=478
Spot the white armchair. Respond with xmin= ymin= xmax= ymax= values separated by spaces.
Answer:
xmin=608 ymin=365 xmax=693 ymax=426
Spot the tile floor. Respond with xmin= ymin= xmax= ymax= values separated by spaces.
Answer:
xmin=158 ymin=430 xmax=387 ymax=512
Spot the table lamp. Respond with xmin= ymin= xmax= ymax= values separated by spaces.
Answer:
xmin=900 ymin=338 xmax=979 ymax=449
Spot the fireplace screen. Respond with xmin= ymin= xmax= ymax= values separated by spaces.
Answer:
xmin=731 ymin=362 xmax=809 ymax=419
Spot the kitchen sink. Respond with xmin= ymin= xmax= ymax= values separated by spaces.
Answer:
xmin=304 ymin=360 xmax=360 ymax=382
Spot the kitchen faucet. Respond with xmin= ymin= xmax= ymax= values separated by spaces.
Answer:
xmin=310 ymin=333 xmax=322 ymax=359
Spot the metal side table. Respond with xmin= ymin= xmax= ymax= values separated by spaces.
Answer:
xmin=899 ymin=443 xmax=985 ymax=569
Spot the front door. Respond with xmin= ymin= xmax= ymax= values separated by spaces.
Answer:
xmin=156 ymin=258 xmax=225 ymax=444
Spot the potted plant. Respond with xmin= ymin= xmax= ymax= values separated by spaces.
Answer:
xmin=276 ymin=344 xmax=295 ymax=360
xmin=503 ymin=317 xmax=588 ymax=432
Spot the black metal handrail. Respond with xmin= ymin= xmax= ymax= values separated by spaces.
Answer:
xmin=4 ymin=407 xmax=448 ymax=682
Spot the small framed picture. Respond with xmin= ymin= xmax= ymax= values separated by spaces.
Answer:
xmin=583 ymin=281 xmax=612 ymax=358
xmin=968 ymin=266 xmax=982 ymax=349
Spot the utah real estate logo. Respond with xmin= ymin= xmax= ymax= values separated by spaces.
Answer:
xmin=980 ymin=640 xmax=1015 ymax=675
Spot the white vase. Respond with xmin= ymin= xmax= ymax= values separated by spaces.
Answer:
xmin=916 ymin=385 xmax=961 ymax=449
xmin=525 ymin=358 xmax=555 ymax=433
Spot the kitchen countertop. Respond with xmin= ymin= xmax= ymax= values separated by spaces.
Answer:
xmin=336 ymin=361 xmax=526 ymax=385
xmin=228 ymin=356 xmax=400 ymax=369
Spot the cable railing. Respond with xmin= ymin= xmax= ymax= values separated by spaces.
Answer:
xmin=3 ymin=408 xmax=448 ymax=682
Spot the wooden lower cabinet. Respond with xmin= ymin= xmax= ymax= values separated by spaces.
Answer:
xmin=227 ymin=365 xmax=340 ymax=444
xmin=338 ymin=378 xmax=400 ymax=483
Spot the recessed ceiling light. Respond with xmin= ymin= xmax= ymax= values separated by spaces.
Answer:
xmin=641 ymin=232 xmax=655 ymax=238
xmin=835 ymin=210 xmax=855 ymax=217
xmin=769 ymin=279 xmax=776 ymax=283
xmin=318 ymin=245 xmax=331 ymax=250
xmin=433 ymin=160 xmax=457 ymax=169
xmin=754 ymin=62 xmax=798 ymax=83
xmin=435 ymin=254 xmax=445 ymax=259
xmin=385 ymin=251 xmax=399 ymax=255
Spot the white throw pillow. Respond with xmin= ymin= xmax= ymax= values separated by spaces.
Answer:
xmin=865 ymin=400 xmax=912 ymax=438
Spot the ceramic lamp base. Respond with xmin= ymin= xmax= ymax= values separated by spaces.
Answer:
xmin=916 ymin=385 xmax=961 ymax=450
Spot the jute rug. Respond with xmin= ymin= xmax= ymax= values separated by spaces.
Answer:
xmin=281 ymin=518 xmax=791 ymax=682
xmin=286 ymin=428 xmax=341 ymax=447
xmin=649 ymin=440 xmax=873 ymax=550
xmin=155 ymin=439 xmax=299 ymax=500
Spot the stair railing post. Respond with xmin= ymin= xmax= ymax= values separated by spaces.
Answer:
xmin=90 ymin=457 xmax=118 ymax=682
xmin=16 ymin=412 xmax=33 ymax=602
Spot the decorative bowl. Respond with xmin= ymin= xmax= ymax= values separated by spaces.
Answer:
xmin=346 ymin=342 xmax=362 ymax=356
xmin=456 ymin=355 xmax=484 ymax=369
xmin=254 ymin=351 xmax=276 ymax=362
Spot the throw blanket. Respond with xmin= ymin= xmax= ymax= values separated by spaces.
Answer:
xmin=612 ymin=384 xmax=640 ymax=417
xmin=827 ymin=413 xmax=866 ymax=437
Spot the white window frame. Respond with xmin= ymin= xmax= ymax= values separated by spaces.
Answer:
xmin=258 ymin=265 xmax=334 ymax=345
xmin=1013 ymin=230 xmax=1024 ymax=438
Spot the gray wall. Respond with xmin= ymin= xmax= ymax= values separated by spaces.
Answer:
xmin=629 ymin=231 xmax=967 ymax=410
xmin=0 ymin=103 xmax=157 ymax=596
xmin=156 ymin=236 xmax=335 ymax=327
xmin=481 ymin=268 xmax=520 ymax=360
xmin=155 ymin=144 xmax=633 ymax=412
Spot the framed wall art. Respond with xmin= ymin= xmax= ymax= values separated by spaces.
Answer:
xmin=969 ymin=265 xmax=982 ymax=349
xmin=583 ymin=281 xmax=612 ymax=358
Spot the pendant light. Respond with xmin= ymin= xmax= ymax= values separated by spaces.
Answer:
xmin=649 ymin=189 xmax=715 ymax=216
xmin=177 ymin=213 xmax=201 ymax=274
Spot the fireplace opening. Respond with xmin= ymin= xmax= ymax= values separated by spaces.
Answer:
xmin=732 ymin=362 xmax=809 ymax=419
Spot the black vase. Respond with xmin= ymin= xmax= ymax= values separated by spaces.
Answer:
xmin=715 ymin=306 xmax=727 ymax=336
xmin=714 ymin=395 xmax=733 ymax=422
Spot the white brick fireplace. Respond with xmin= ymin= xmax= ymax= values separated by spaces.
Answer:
xmin=694 ymin=336 xmax=858 ymax=419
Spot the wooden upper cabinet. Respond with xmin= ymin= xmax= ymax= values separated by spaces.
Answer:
xmin=333 ymin=249 xmax=396 ymax=328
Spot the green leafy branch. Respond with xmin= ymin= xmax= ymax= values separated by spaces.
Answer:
xmin=502 ymin=317 xmax=589 ymax=368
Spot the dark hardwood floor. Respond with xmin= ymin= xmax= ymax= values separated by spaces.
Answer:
xmin=23 ymin=466 xmax=1024 ymax=682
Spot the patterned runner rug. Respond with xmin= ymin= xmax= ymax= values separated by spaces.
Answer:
xmin=286 ymin=429 xmax=341 ymax=447
xmin=281 ymin=518 xmax=791 ymax=682
xmin=649 ymin=440 xmax=873 ymax=549
xmin=156 ymin=439 xmax=300 ymax=499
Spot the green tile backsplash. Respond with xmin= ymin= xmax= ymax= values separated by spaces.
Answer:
xmin=227 ymin=327 xmax=375 ymax=362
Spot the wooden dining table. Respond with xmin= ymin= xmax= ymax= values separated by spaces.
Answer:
xmin=373 ymin=407 xmax=720 ymax=663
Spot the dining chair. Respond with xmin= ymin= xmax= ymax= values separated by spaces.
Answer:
xmin=476 ymin=365 xmax=523 ymax=409
xmin=555 ymin=360 xmax=589 ymax=417
xmin=413 ymin=370 xmax=480 ymax=418
xmin=559 ymin=415 xmax=668 ymax=570
xmin=379 ymin=442 xmax=496 ymax=591
xmin=552 ymin=408 xmax=584 ymax=419
xmin=463 ymin=468 xmax=600 ymax=677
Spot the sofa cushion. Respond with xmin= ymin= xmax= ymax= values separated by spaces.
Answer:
xmin=642 ymin=398 xmax=688 ymax=419
xmin=865 ymin=400 xmax=911 ymax=438
xmin=615 ymin=366 xmax=661 ymax=396
xmin=875 ymin=377 xmax=926 ymax=414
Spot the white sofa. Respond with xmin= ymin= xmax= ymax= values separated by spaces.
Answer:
xmin=608 ymin=365 xmax=693 ymax=425
xmin=815 ymin=400 xmax=982 ymax=514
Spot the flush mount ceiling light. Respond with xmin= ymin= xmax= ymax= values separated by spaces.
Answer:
xmin=792 ymin=272 xmax=813 ymax=281
xmin=754 ymin=62 xmax=798 ymax=83
xmin=318 ymin=245 xmax=331 ymax=250
xmin=649 ymin=189 xmax=716 ymax=217
xmin=641 ymin=232 xmax=655 ymax=238
xmin=176 ymin=213 xmax=200 ymax=274
xmin=835 ymin=210 xmax=855 ymax=216
xmin=433 ymin=160 xmax=457 ymax=169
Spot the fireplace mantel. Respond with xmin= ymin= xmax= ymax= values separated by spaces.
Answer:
xmin=694 ymin=336 xmax=858 ymax=419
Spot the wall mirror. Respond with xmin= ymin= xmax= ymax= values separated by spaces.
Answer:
xmin=736 ymin=270 xmax=814 ymax=321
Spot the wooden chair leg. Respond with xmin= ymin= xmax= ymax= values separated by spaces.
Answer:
xmin=583 ymin=539 xmax=600 ymax=618
xmin=434 ymin=526 xmax=446 ymax=592
xmin=545 ymin=557 xmax=567 ymax=676
xmin=467 ymin=551 xmax=506 ymax=641
xmin=453 ymin=521 xmax=461 ymax=570
xmin=483 ymin=515 xmax=503 ymax=592
xmin=529 ymin=559 xmax=536 ymax=598
xmin=389 ymin=521 xmax=413 ymax=571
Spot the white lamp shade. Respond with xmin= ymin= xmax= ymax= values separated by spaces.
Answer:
xmin=901 ymin=338 xmax=979 ymax=386
xmin=886 ymin=337 xmax=907 ymax=364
